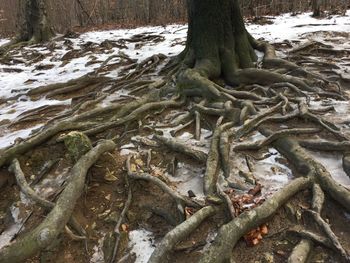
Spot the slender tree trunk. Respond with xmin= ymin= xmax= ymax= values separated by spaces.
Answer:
xmin=17 ymin=0 xmax=54 ymax=43
xmin=312 ymin=0 xmax=322 ymax=17
xmin=182 ymin=0 xmax=257 ymax=85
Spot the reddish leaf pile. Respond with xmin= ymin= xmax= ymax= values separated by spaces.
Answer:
xmin=225 ymin=184 xmax=269 ymax=246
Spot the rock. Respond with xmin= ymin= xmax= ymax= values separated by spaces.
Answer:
xmin=62 ymin=131 xmax=92 ymax=162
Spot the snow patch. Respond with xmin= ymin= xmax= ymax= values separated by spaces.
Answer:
xmin=308 ymin=150 xmax=350 ymax=186
xmin=128 ymin=229 xmax=155 ymax=263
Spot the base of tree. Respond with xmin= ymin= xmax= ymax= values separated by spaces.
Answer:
xmin=0 ymin=24 xmax=349 ymax=263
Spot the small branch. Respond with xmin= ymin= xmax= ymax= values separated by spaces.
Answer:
xmin=126 ymin=156 xmax=200 ymax=208
xmin=305 ymin=209 xmax=350 ymax=261
xmin=110 ymin=165 xmax=133 ymax=263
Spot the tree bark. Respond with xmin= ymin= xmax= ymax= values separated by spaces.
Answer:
xmin=312 ymin=0 xmax=322 ymax=17
xmin=182 ymin=0 xmax=257 ymax=85
xmin=17 ymin=0 xmax=54 ymax=43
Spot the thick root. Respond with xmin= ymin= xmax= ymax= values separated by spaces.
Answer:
xmin=0 ymin=140 xmax=115 ymax=263
xmin=199 ymin=177 xmax=311 ymax=263
xmin=149 ymin=206 xmax=218 ymax=263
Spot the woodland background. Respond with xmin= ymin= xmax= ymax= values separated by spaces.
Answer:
xmin=0 ymin=0 xmax=349 ymax=37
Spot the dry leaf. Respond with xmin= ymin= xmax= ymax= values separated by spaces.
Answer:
xmin=135 ymin=159 xmax=144 ymax=167
xmin=244 ymin=224 xmax=269 ymax=247
xmin=104 ymin=172 xmax=118 ymax=182
xmin=185 ymin=207 xmax=195 ymax=219
xmin=260 ymin=224 xmax=268 ymax=235
xmin=121 ymin=224 xmax=129 ymax=232
xmin=130 ymin=163 xmax=137 ymax=172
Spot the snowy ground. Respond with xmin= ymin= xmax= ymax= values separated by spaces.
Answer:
xmin=0 ymin=7 xmax=349 ymax=203
xmin=1 ymin=11 xmax=350 ymax=262
xmin=0 ymin=11 xmax=349 ymax=143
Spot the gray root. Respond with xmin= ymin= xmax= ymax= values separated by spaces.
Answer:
xmin=153 ymin=135 xmax=207 ymax=163
xmin=288 ymin=239 xmax=313 ymax=263
xmin=233 ymin=128 xmax=320 ymax=151
xmin=148 ymin=206 xmax=218 ymax=263
xmin=205 ymin=122 xmax=234 ymax=195
xmin=126 ymin=157 xmax=200 ymax=208
xmin=110 ymin=160 xmax=133 ymax=263
xmin=306 ymin=209 xmax=350 ymax=261
xmin=0 ymin=140 xmax=116 ymax=263
xmin=199 ymin=177 xmax=311 ymax=263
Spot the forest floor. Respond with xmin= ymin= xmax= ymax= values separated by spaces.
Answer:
xmin=0 ymin=11 xmax=350 ymax=263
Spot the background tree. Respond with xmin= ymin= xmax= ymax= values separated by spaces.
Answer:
xmin=16 ymin=0 xmax=54 ymax=43
xmin=312 ymin=0 xmax=322 ymax=17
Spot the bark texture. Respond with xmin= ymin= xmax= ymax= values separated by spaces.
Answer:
xmin=17 ymin=0 xmax=54 ymax=43
xmin=183 ymin=0 xmax=257 ymax=85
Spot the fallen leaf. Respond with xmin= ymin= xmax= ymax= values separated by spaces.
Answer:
xmin=135 ymin=159 xmax=144 ymax=167
xmin=130 ymin=163 xmax=137 ymax=172
xmin=185 ymin=207 xmax=195 ymax=219
xmin=121 ymin=224 xmax=129 ymax=232
xmin=260 ymin=224 xmax=268 ymax=235
xmin=104 ymin=172 xmax=118 ymax=182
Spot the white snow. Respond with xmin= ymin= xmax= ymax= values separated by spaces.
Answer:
xmin=128 ymin=229 xmax=155 ymax=263
xmin=0 ymin=205 xmax=23 ymax=250
xmin=253 ymin=148 xmax=293 ymax=193
xmin=167 ymin=162 xmax=205 ymax=199
xmin=0 ymin=38 xmax=9 ymax=46
xmin=0 ymin=124 xmax=43 ymax=149
xmin=308 ymin=150 xmax=350 ymax=186
xmin=247 ymin=10 xmax=350 ymax=42
xmin=90 ymin=233 xmax=105 ymax=263
xmin=1 ymin=11 xmax=349 ymax=148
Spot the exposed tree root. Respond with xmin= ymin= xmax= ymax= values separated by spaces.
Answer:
xmin=233 ymin=128 xmax=320 ymax=151
xmin=126 ymin=156 xmax=201 ymax=209
xmin=0 ymin=120 xmax=93 ymax=167
xmin=288 ymin=239 xmax=313 ymax=263
xmin=0 ymin=140 xmax=115 ymax=263
xmin=153 ymin=135 xmax=207 ymax=163
xmin=1 ymin=21 xmax=350 ymax=263
xmin=199 ymin=177 xmax=312 ymax=263
xmin=109 ymin=160 xmax=133 ymax=263
xmin=149 ymin=206 xmax=219 ymax=263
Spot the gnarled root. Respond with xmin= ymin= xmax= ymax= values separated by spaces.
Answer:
xmin=149 ymin=206 xmax=219 ymax=263
xmin=0 ymin=140 xmax=116 ymax=263
xmin=199 ymin=177 xmax=311 ymax=263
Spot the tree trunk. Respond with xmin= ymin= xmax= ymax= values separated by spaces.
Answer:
xmin=17 ymin=0 xmax=54 ymax=43
xmin=182 ymin=0 xmax=257 ymax=85
xmin=312 ymin=0 xmax=322 ymax=17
